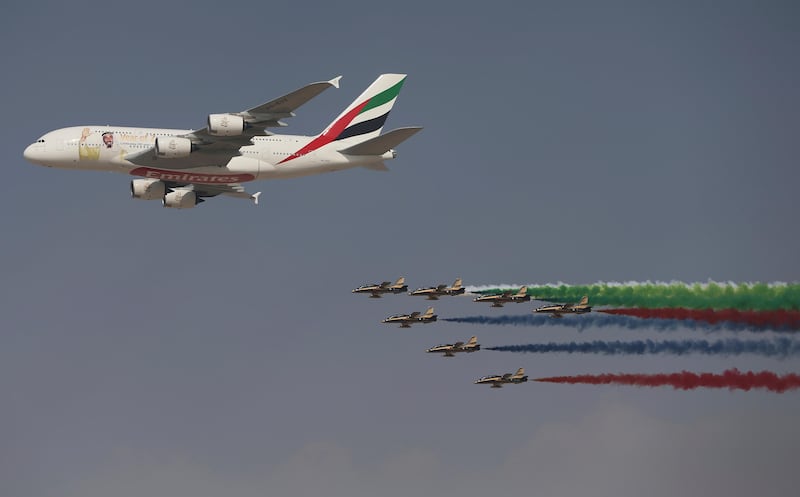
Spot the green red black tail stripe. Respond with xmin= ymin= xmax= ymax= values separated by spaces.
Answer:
xmin=278 ymin=77 xmax=405 ymax=164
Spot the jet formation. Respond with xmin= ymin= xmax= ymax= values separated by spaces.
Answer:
xmin=355 ymin=278 xmax=592 ymax=386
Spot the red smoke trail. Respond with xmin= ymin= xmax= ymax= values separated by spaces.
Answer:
xmin=535 ymin=369 xmax=800 ymax=392
xmin=600 ymin=308 xmax=800 ymax=330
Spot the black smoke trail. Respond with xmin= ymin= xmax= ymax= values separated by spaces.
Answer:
xmin=443 ymin=312 xmax=795 ymax=331
xmin=443 ymin=313 xmax=797 ymax=332
xmin=487 ymin=337 xmax=800 ymax=358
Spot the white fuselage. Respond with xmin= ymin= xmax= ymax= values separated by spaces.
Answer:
xmin=23 ymin=125 xmax=392 ymax=184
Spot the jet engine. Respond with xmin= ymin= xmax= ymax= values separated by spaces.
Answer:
xmin=163 ymin=190 xmax=204 ymax=209
xmin=155 ymin=136 xmax=193 ymax=158
xmin=207 ymin=114 xmax=246 ymax=136
xmin=130 ymin=178 xmax=166 ymax=200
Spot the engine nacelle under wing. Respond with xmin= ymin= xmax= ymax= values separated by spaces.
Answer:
xmin=207 ymin=114 xmax=245 ymax=136
xmin=130 ymin=178 xmax=166 ymax=200
xmin=163 ymin=190 xmax=203 ymax=209
xmin=155 ymin=136 xmax=193 ymax=158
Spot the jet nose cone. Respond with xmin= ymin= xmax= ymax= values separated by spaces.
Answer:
xmin=23 ymin=144 xmax=34 ymax=161
xmin=23 ymin=143 xmax=43 ymax=164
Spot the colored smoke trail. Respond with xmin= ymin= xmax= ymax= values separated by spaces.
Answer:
xmin=534 ymin=369 xmax=800 ymax=393
xmin=467 ymin=281 xmax=800 ymax=311
xmin=487 ymin=337 xmax=800 ymax=358
xmin=443 ymin=314 xmax=796 ymax=332
xmin=601 ymin=308 xmax=800 ymax=330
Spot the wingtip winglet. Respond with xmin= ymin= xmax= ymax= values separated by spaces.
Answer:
xmin=252 ymin=192 xmax=262 ymax=205
xmin=329 ymin=76 xmax=342 ymax=88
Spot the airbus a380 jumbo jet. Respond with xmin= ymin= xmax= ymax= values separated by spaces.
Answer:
xmin=23 ymin=74 xmax=421 ymax=208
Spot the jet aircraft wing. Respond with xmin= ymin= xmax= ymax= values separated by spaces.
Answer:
xmin=126 ymin=76 xmax=341 ymax=170
xmin=163 ymin=181 xmax=261 ymax=203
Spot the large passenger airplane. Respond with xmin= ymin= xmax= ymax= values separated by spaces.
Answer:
xmin=23 ymin=74 xmax=421 ymax=208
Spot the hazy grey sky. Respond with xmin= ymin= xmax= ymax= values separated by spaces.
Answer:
xmin=2 ymin=1 xmax=799 ymax=496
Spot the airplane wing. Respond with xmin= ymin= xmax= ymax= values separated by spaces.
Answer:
xmin=452 ymin=342 xmax=464 ymax=348
xmin=378 ymin=281 xmax=392 ymax=288
xmin=126 ymin=76 xmax=341 ymax=170
xmin=409 ymin=312 xmax=421 ymax=319
xmin=166 ymin=181 xmax=261 ymax=203
xmin=501 ymin=374 xmax=512 ymax=381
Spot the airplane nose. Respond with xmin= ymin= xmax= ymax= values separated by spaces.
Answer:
xmin=23 ymin=143 xmax=42 ymax=164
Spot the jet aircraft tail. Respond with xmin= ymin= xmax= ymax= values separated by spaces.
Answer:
xmin=467 ymin=336 xmax=478 ymax=346
xmin=516 ymin=286 xmax=528 ymax=297
xmin=422 ymin=307 xmax=435 ymax=318
xmin=512 ymin=368 xmax=526 ymax=379
xmin=452 ymin=278 xmax=463 ymax=290
xmin=394 ymin=277 xmax=405 ymax=286
xmin=339 ymin=127 xmax=422 ymax=156
xmin=317 ymin=73 xmax=408 ymax=146
xmin=578 ymin=295 xmax=589 ymax=306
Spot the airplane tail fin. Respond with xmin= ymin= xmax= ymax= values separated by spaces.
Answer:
xmin=467 ymin=336 xmax=478 ymax=346
xmin=318 ymin=73 xmax=407 ymax=145
xmin=579 ymin=295 xmax=589 ymax=306
xmin=423 ymin=307 xmax=435 ymax=318
xmin=452 ymin=278 xmax=463 ymax=290
xmin=512 ymin=368 xmax=525 ymax=379
xmin=339 ymin=127 xmax=422 ymax=156
xmin=516 ymin=286 xmax=528 ymax=297
xmin=395 ymin=277 xmax=405 ymax=286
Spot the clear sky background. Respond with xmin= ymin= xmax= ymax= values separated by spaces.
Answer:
xmin=2 ymin=1 xmax=799 ymax=496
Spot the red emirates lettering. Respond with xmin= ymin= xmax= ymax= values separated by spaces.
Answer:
xmin=131 ymin=167 xmax=254 ymax=184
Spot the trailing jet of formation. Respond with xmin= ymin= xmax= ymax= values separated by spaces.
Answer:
xmin=426 ymin=336 xmax=480 ymax=357
xmin=473 ymin=286 xmax=531 ymax=307
xmin=24 ymin=74 xmax=421 ymax=208
xmin=381 ymin=307 xmax=438 ymax=328
xmin=409 ymin=278 xmax=466 ymax=300
xmin=352 ymin=277 xmax=408 ymax=298
xmin=475 ymin=368 xmax=528 ymax=388
xmin=534 ymin=296 xmax=592 ymax=318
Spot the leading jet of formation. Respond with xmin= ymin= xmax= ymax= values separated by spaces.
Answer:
xmin=381 ymin=307 xmax=438 ymax=328
xmin=408 ymin=278 xmax=466 ymax=300
xmin=426 ymin=336 xmax=480 ymax=357
xmin=23 ymin=74 xmax=421 ymax=208
xmin=475 ymin=368 xmax=528 ymax=388
xmin=352 ymin=277 xmax=408 ymax=298
xmin=534 ymin=296 xmax=592 ymax=318
xmin=473 ymin=286 xmax=530 ymax=307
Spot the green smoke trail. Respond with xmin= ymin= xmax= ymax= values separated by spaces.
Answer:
xmin=468 ymin=282 xmax=800 ymax=311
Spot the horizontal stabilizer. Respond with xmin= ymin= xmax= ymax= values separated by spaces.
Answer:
xmin=339 ymin=127 xmax=422 ymax=156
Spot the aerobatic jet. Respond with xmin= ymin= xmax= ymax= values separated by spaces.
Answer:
xmin=381 ymin=307 xmax=437 ymax=328
xmin=426 ymin=336 xmax=480 ymax=357
xmin=352 ymin=277 xmax=408 ymax=298
xmin=475 ymin=368 xmax=528 ymax=388
xmin=534 ymin=296 xmax=592 ymax=318
xmin=473 ymin=286 xmax=530 ymax=307
xmin=409 ymin=278 xmax=466 ymax=299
